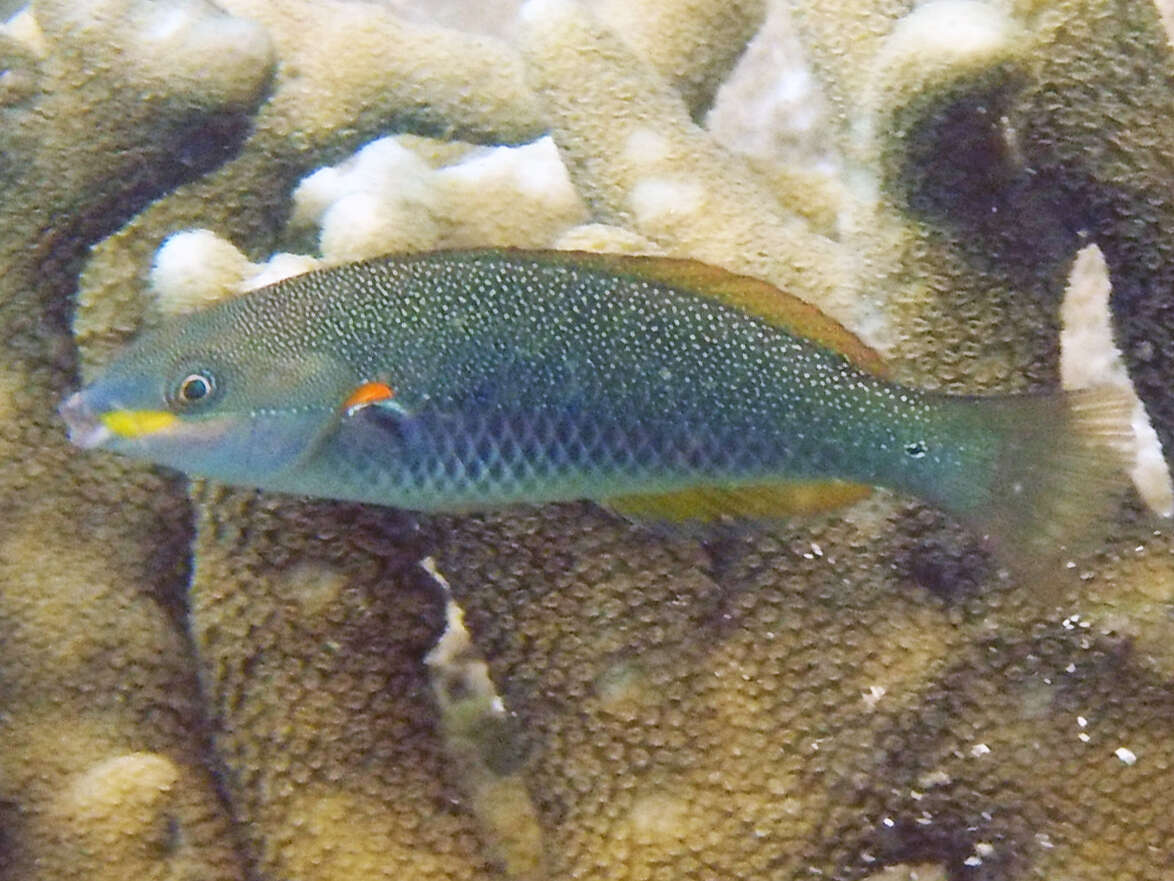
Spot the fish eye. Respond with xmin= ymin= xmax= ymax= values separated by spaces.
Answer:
xmin=175 ymin=372 xmax=216 ymax=405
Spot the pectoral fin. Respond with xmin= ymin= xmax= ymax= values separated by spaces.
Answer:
xmin=343 ymin=381 xmax=397 ymax=414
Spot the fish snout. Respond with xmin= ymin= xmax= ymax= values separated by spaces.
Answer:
xmin=59 ymin=390 xmax=112 ymax=449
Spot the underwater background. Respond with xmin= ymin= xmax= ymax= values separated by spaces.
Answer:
xmin=0 ymin=0 xmax=1172 ymax=878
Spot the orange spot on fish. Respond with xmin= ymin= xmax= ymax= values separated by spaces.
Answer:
xmin=343 ymin=381 xmax=395 ymax=414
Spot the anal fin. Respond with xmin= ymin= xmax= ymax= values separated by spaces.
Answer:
xmin=604 ymin=479 xmax=873 ymax=523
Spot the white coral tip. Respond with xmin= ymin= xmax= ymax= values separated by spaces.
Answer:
xmin=519 ymin=0 xmax=579 ymax=26
xmin=887 ymin=0 xmax=1014 ymax=64
xmin=242 ymin=254 xmax=322 ymax=291
xmin=150 ymin=230 xmax=251 ymax=315
xmin=291 ymin=136 xmax=436 ymax=229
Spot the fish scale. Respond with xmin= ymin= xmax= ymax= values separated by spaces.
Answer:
xmin=322 ymin=404 xmax=750 ymax=510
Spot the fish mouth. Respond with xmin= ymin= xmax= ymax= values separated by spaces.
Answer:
xmin=59 ymin=390 xmax=113 ymax=450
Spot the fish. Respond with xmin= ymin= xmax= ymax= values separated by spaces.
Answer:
xmin=60 ymin=248 xmax=1136 ymax=559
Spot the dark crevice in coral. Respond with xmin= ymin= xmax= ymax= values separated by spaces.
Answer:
xmin=875 ymin=818 xmax=1024 ymax=881
xmin=145 ymin=472 xmax=199 ymax=630
xmin=888 ymin=504 xmax=992 ymax=604
xmin=897 ymin=82 xmax=1023 ymax=224
xmin=52 ymin=109 xmax=256 ymax=278
xmin=889 ymin=76 xmax=1085 ymax=294
xmin=0 ymin=797 xmax=16 ymax=879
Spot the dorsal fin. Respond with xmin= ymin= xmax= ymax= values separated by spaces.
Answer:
xmin=605 ymin=479 xmax=874 ymax=523
xmin=504 ymin=249 xmax=887 ymax=376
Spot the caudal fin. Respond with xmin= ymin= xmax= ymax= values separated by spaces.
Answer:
xmin=965 ymin=386 xmax=1137 ymax=570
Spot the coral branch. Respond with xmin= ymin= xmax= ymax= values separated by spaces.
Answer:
xmin=520 ymin=0 xmax=870 ymax=331
xmin=591 ymin=0 xmax=767 ymax=119
xmin=0 ymin=1 xmax=276 ymax=876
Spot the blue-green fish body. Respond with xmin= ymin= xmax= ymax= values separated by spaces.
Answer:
xmin=62 ymin=250 xmax=1134 ymax=552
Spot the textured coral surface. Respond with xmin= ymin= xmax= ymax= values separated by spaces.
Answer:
xmin=3 ymin=0 xmax=1174 ymax=879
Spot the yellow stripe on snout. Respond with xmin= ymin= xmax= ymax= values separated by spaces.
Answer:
xmin=100 ymin=410 xmax=177 ymax=438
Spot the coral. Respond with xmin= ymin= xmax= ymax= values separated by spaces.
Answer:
xmin=4 ymin=0 xmax=1171 ymax=878
xmin=291 ymin=134 xmax=587 ymax=261
xmin=0 ymin=1 xmax=274 ymax=877
xmin=519 ymin=0 xmax=870 ymax=336
xmin=587 ymin=0 xmax=767 ymax=120
xmin=183 ymin=489 xmax=487 ymax=880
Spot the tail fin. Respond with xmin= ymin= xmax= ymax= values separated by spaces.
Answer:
xmin=964 ymin=386 xmax=1137 ymax=572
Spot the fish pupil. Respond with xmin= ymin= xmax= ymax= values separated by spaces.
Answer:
xmin=179 ymin=373 xmax=213 ymax=403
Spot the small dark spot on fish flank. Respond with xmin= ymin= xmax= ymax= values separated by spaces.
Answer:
xmin=905 ymin=440 xmax=928 ymax=458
